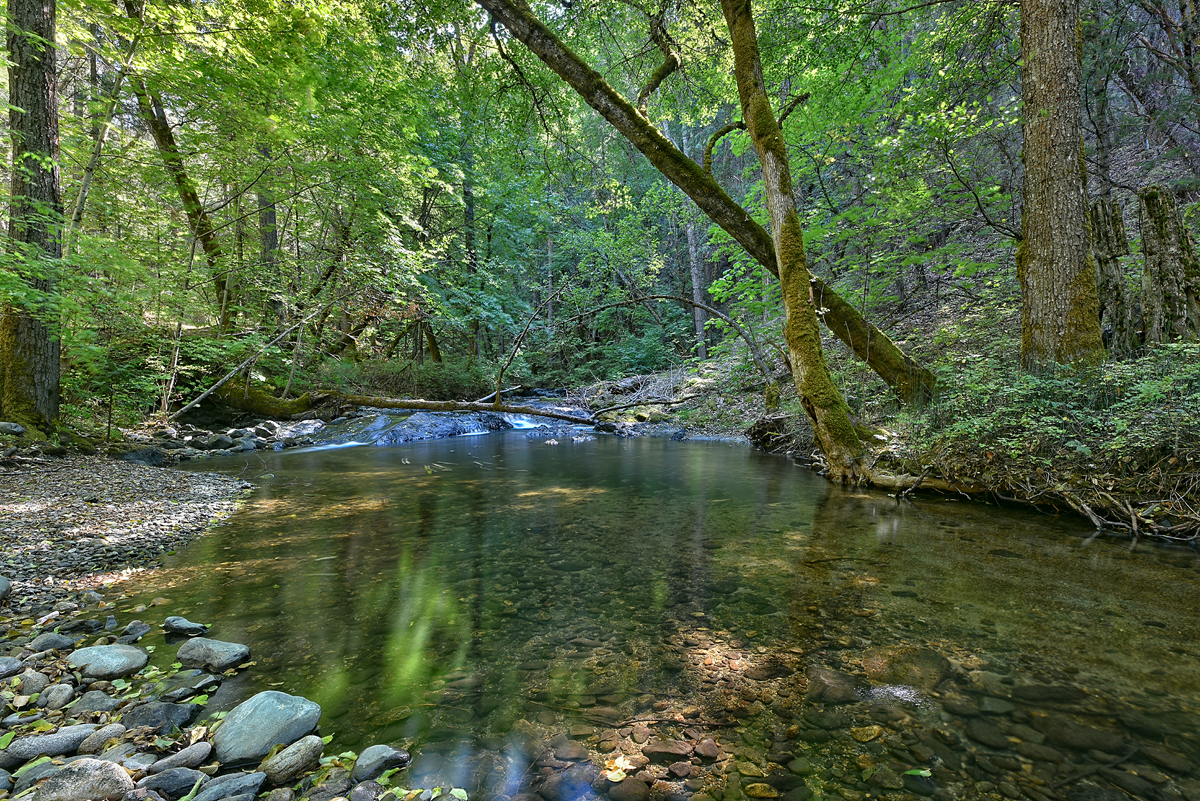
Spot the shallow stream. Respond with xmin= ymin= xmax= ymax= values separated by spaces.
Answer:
xmin=117 ymin=433 xmax=1200 ymax=801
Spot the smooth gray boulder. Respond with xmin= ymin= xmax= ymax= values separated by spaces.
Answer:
xmin=73 ymin=690 xmax=124 ymax=714
xmin=176 ymin=638 xmax=250 ymax=673
xmin=0 ymin=657 xmax=23 ymax=679
xmin=136 ymin=768 xmax=208 ymax=800
xmin=32 ymin=757 xmax=133 ymax=801
xmin=350 ymin=744 xmax=411 ymax=783
xmin=29 ymin=632 xmax=76 ymax=652
xmin=78 ymin=724 xmax=127 ymax=755
xmin=148 ymin=742 xmax=212 ymax=774
xmin=191 ymin=772 xmax=265 ymax=801
xmin=0 ymin=575 xmax=10 ymax=602
xmin=260 ymin=735 xmax=323 ymax=785
xmin=163 ymin=617 xmax=209 ymax=637
xmin=0 ymin=422 xmax=24 ymax=436
xmin=68 ymin=644 xmax=149 ymax=679
xmin=18 ymin=669 xmax=50 ymax=696
xmin=39 ymin=683 xmax=76 ymax=710
xmin=3 ymin=724 xmax=98 ymax=760
xmin=121 ymin=701 xmax=201 ymax=734
xmin=211 ymin=691 xmax=320 ymax=764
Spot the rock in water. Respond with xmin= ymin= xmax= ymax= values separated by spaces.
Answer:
xmin=608 ymin=779 xmax=650 ymax=801
xmin=350 ymin=744 xmax=411 ymax=783
xmin=804 ymin=666 xmax=867 ymax=703
xmin=163 ymin=617 xmax=210 ymax=637
xmin=211 ymin=692 xmax=321 ymax=764
xmin=861 ymin=646 xmax=950 ymax=691
xmin=33 ymin=758 xmax=133 ymax=801
xmin=259 ymin=736 xmax=324 ymax=785
xmin=68 ymin=644 xmax=149 ymax=679
xmin=122 ymin=701 xmax=201 ymax=734
xmin=176 ymin=638 xmax=250 ymax=672
xmin=29 ymin=632 xmax=75 ymax=652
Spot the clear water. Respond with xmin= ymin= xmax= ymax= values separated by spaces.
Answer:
xmin=117 ymin=433 xmax=1200 ymax=796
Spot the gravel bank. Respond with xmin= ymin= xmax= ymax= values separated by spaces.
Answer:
xmin=0 ymin=456 xmax=250 ymax=616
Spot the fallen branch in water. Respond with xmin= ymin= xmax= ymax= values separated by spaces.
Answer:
xmin=314 ymin=391 xmax=597 ymax=427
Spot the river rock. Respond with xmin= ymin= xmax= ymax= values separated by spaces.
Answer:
xmin=965 ymin=719 xmax=1010 ymax=749
xmin=608 ymin=779 xmax=649 ymax=801
xmin=78 ymin=724 xmax=127 ymax=755
xmin=199 ymin=434 xmax=234 ymax=451
xmin=40 ymin=683 xmax=76 ymax=710
xmin=19 ymin=669 xmax=51 ymax=696
xmin=33 ymin=757 xmax=133 ymax=801
xmin=74 ymin=690 xmax=124 ymax=714
xmin=555 ymin=741 xmax=590 ymax=761
xmin=804 ymin=666 xmax=867 ymax=703
xmin=538 ymin=764 xmax=596 ymax=801
xmin=862 ymin=646 xmax=950 ymax=691
xmin=695 ymin=739 xmax=720 ymax=760
xmin=191 ymin=772 xmax=266 ymax=801
xmin=1010 ymin=685 xmax=1088 ymax=703
xmin=119 ymin=621 xmax=153 ymax=644
xmin=0 ymin=423 xmax=24 ymax=436
xmin=29 ymin=632 xmax=76 ymax=652
xmin=176 ymin=638 xmax=250 ymax=672
xmin=1031 ymin=716 xmax=1125 ymax=753
xmin=149 ymin=742 xmax=213 ymax=774
xmin=349 ymin=744 xmax=411 ymax=783
xmin=348 ymin=781 xmax=386 ymax=801
xmin=163 ymin=617 xmax=209 ymax=637
xmin=15 ymin=763 xmax=62 ymax=795
xmin=642 ymin=739 xmax=691 ymax=763
xmin=69 ymin=644 xmax=149 ymax=679
xmin=4 ymin=724 xmax=99 ymax=760
xmin=136 ymin=768 xmax=208 ymax=800
xmin=211 ymin=691 xmax=321 ymax=764
xmin=0 ymin=657 xmax=24 ymax=679
xmin=122 ymin=701 xmax=201 ymax=734
xmin=1140 ymin=745 xmax=1192 ymax=774
xmin=260 ymin=735 xmax=324 ymax=785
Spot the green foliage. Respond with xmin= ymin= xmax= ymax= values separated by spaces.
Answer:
xmin=895 ymin=344 xmax=1200 ymax=478
xmin=314 ymin=356 xmax=498 ymax=401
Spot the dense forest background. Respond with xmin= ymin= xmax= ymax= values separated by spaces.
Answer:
xmin=1 ymin=0 xmax=1199 ymax=531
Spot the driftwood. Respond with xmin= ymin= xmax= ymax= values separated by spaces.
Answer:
xmin=318 ymin=391 xmax=597 ymax=427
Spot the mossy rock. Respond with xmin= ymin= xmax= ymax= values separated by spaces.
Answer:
xmin=215 ymin=380 xmax=312 ymax=418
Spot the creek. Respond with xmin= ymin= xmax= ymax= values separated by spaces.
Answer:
xmin=116 ymin=432 xmax=1200 ymax=801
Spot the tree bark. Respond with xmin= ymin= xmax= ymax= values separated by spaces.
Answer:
xmin=130 ymin=79 xmax=232 ymax=332
xmin=1089 ymin=198 xmax=1138 ymax=353
xmin=1018 ymin=0 xmax=1104 ymax=367
xmin=1 ymin=0 xmax=62 ymax=434
xmin=1139 ymin=186 xmax=1200 ymax=343
xmin=685 ymin=220 xmax=709 ymax=360
xmin=720 ymin=0 xmax=865 ymax=480
xmin=473 ymin=0 xmax=934 ymax=406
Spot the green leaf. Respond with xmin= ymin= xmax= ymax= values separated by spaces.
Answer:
xmin=13 ymin=756 xmax=52 ymax=779
xmin=450 ymin=789 xmax=468 ymax=800
xmin=903 ymin=769 xmax=932 ymax=777
xmin=0 ymin=730 xmax=14 ymax=749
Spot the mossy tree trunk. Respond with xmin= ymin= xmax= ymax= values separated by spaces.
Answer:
xmin=1018 ymin=0 xmax=1104 ymax=368
xmin=1 ymin=0 xmax=62 ymax=435
xmin=1139 ymin=186 xmax=1200 ymax=344
xmin=1089 ymin=197 xmax=1138 ymax=353
xmin=473 ymin=0 xmax=935 ymax=407
xmin=720 ymin=0 xmax=865 ymax=480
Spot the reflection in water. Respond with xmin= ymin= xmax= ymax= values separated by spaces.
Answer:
xmin=118 ymin=434 xmax=1200 ymax=799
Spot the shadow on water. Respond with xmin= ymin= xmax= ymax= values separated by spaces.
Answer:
xmin=116 ymin=433 xmax=1200 ymax=801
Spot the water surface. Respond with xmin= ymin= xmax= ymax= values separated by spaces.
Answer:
xmin=117 ymin=433 xmax=1200 ymax=796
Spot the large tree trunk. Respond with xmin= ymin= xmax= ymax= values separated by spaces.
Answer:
xmin=720 ymin=0 xmax=864 ymax=480
xmin=1139 ymin=186 xmax=1200 ymax=344
xmin=473 ymin=0 xmax=934 ymax=406
xmin=130 ymin=79 xmax=232 ymax=332
xmin=685 ymin=220 xmax=709 ymax=360
xmin=1018 ymin=0 xmax=1104 ymax=368
xmin=1089 ymin=198 xmax=1138 ymax=353
xmin=1 ymin=0 xmax=62 ymax=434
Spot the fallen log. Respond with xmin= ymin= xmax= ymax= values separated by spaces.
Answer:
xmin=316 ymin=391 xmax=597 ymax=427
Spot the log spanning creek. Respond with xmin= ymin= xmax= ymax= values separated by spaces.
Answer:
xmin=116 ymin=432 xmax=1200 ymax=801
